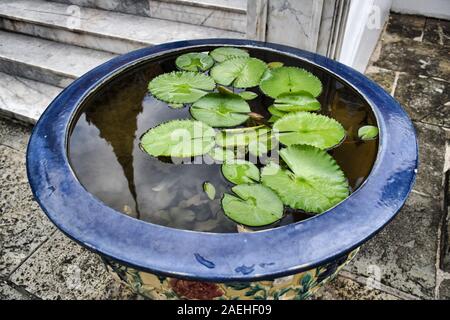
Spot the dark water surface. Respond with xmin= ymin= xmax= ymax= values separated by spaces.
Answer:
xmin=69 ymin=47 xmax=378 ymax=233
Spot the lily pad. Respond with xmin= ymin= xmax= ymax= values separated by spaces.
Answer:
xmin=261 ymin=145 xmax=349 ymax=213
xmin=203 ymin=182 xmax=216 ymax=200
xmin=208 ymin=147 xmax=236 ymax=162
xmin=216 ymin=126 xmax=270 ymax=148
xmin=210 ymin=57 xmax=268 ymax=88
xmin=273 ymin=91 xmax=321 ymax=112
xmin=222 ymin=184 xmax=283 ymax=227
xmin=273 ymin=112 xmax=345 ymax=149
xmin=148 ymin=71 xmax=215 ymax=104
xmin=210 ymin=47 xmax=249 ymax=62
xmin=259 ymin=67 xmax=322 ymax=98
xmin=358 ymin=125 xmax=379 ymax=140
xmin=238 ymin=91 xmax=258 ymax=100
xmin=175 ymin=52 xmax=214 ymax=72
xmin=221 ymin=161 xmax=260 ymax=184
xmin=267 ymin=62 xmax=284 ymax=69
xmin=190 ymin=92 xmax=250 ymax=127
xmin=140 ymin=120 xmax=215 ymax=157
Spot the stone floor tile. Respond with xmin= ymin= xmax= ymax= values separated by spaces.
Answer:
xmin=438 ymin=279 xmax=450 ymax=299
xmin=0 ymin=280 xmax=28 ymax=300
xmin=365 ymin=66 xmax=396 ymax=94
xmin=386 ymin=13 xmax=425 ymax=41
xmin=413 ymin=122 xmax=447 ymax=198
xmin=9 ymin=231 xmax=137 ymax=300
xmin=0 ymin=145 xmax=28 ymax=185
xmin=312 ymin=275 xmax=399 ymax=300
xmin=394 ymin=73 xmax=449 ymax=126
xmin=423 ymin=18 xmax=450 ymax=47
xmin=374 ymin=38 xmax=449 ymax=79
xmin=0 ymin=118 xmax=31 ymax=152
xmin=345 ymin=192 xmax=442 ymax=298
xmin=0 ymin=182 xmax=55 ymax=277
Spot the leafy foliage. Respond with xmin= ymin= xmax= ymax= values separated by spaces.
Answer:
xmin=175 ymin=52 xmax=214 ymax=72
xmin=273 ymin=112 xmax=346 ymax=149
xmin=221 ymin=160 xmax=260 ymax=184
xmin=215 ymin=126 xmax=271 ymax=148
xmin=203 ymin=182 xmax=216 ymax=200
xmin=190 ymin=93 xmax=250 ymax=127
xmin=208 ymin=147 xmax=235 ymax=162
xmin=140 ymin=120 xmax=215 ymax=157
xmin=358 ymin=125 xmax=379 ymax=140
xmin=210 ymin=47 xmax=249 ymax=62
xmin=261 ymin=145 xmax=349 ymax=213
xmin=238 ymin=91 xmax=258 ymax=100
xmin=211 ymin=57 xmax=268 ymax=88
xmin=222 ymin=184 xmax=283 ymax=226
xmin=259 ymin=67 xmax=322 ymax=98
xmin=148 ymin=71 xmax=215 ymax=104
xmin=273 ymin=91 xmax=321 ymax=112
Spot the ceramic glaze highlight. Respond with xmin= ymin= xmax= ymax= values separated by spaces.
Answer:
xmin=26 ymin=40 xmax=418 ymax=297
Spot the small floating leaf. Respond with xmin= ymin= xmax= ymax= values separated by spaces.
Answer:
xmin=210 ymin=47 xmax=249 ymax=62
xmin=358 ymin=125 xmax=379 ymax=140
xmin=273 ymin=112 xmax=345 ymax=149
xmin=261 ymin=145 xmax=349 ymax=213
xmin=208 ymin=147 xmax=236 ymax=162
xmin=211 ymin=57 xmax=268 ymax=88
xmin=238 ymin=91 xmax=258 ymax=100
xmin=217 ymin=85 xmax=235 ymax=95
xmin=222 ymin=184 xmax=283 ymax=227
xmin=190 ymin=93 xmax=250 ymax=127
xmin=175 ymin=52 xmax=214 ymax=72
xmin=203 ymin=182 xmax=216 ymax=200
xmin=222 ymin=161 xmax=260 ymax=184
xmin=148 ymin=71 xmax=215 ymax=104
xmin=267 ymin=62 xmax=284 ymax=69
xmin=216 ymin=126 xmax=270 ymax=148
xmin=259 ymin=67 xmax=322 ymax=98
xmin=273 ymin=91 xmax=321 ymax=112
xmin=168 ymin=103 xmax=184 ymax=109
xmin=140 ymin=120 xmax=215 ymax=157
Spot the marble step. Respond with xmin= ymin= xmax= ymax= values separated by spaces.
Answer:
xmin=0 ymin=30 xmax=115 ymax=88
xmin=0 ymin=72 xmax=61 ymax=124
xmin=49 ymin=0 xmax=247 ymax=33
xmin=0 ymin=0 xmax=245 ymax=55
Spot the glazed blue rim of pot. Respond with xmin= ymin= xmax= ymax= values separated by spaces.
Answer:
xmin=26 ymin=39 xmax=418 ymax=282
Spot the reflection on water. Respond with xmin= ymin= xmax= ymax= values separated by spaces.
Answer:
xmin=69 ymin=47 xmax=378 ymax=233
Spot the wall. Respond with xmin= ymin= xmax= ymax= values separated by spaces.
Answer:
xmin=391 ymin=0 xmax=450 ymax=20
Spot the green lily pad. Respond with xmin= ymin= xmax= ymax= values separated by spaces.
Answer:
xmin=148 ymin=71 xmax=215 ymax=104
xmin=203 ymin=182 xmax=216 ymax=200
xmin=248 ymin=140 xmax=269 ymax=157
xmin=238 ymin=91 xmax=258 ymax=100
xmin=358 ymin=125 xmax=379 ymax=140
xmin=221 ymin=161 xmax=260 ymax=184
xmin=273 ymin=91 xmax=321 ymax=112
xmin=261 ymin=145 xmax=349 ymax=213
xmin=175 ymin=52 xmax=214 ymax=72
xmin=140 ymin=120 xmax=215 ymax=157
xmin=210 ymin=57 xmax=268 ymax=88
xmin=267 ymin=62 xmax=284 ymax=69
xmin=222 ymin=184 xmax=283 ymax=227
xmin=216 ymin=126 xmax=270 ymax=148
xmin=190 ymin=93 xmax=250 ymax=127
xmin=273 ymin=112 xmax=345 ymax=149
xmin=210 ymin=47 xmax=249 ymax=62
xmin=259 ymin=67 xmax=322 ymax=98
xmin=208 ymin=147 xmax=236 ymax=162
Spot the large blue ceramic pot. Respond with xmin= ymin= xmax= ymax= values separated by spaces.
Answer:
xmin=26 ymin=39 xmax=418 ymax=300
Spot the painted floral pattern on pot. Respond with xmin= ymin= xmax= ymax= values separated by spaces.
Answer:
xmin=103 ymin=249 xmax=358 ymax=300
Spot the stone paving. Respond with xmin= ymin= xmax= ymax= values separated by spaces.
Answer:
xmin=0 ymin=13 xmax=449 ymax=300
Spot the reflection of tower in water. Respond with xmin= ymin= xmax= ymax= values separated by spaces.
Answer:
xmin=84 ymin=66 xmax=162 ymax=219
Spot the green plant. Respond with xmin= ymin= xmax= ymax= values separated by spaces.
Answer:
xmin=141 ymin=47 xmax=378 ymax=228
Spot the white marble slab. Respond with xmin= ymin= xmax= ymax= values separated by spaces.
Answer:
xmin=0 ymin=0 xmax=244 ymax=55
xmin=0 ymin=30 xmax=115 ymax=87
xmin=50 ymin=0 xmax=247 ymax=33
xmin=0 ymin=72 xmax=61 ymax=124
